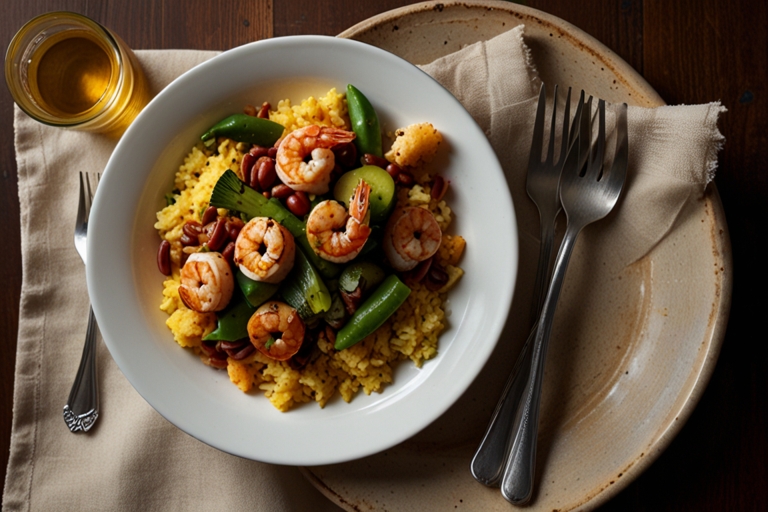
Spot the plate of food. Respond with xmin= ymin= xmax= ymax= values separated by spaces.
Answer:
xmin=301 ymin=2 xmax=731 ymax=511
xmin=87 ymin=35 xmax=517 ymax=465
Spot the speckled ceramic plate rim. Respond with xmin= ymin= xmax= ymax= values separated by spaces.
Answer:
xmin=302 ymin=1 xmax=732 ymax=510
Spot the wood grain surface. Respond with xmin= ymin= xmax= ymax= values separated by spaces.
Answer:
xmin=1 ymin=1 xmax=765 ymax=510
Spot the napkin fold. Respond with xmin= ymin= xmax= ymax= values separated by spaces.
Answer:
xmin=4 ymin=28 xmax=725 ymax=512
xmin=421 ymin=25 xmax=725 ymax=280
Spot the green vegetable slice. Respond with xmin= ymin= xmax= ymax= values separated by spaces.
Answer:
xmin=236 ymin=269 xmax=279 ymax=308
xmin=280 ymin=246 xmax=332 ymax=320
xmin=334 ymin=275 xmax=411 ymax=350
xmin=338 ymin=261 xmax=385 ymax=294
xmin=346 ymin=84 xmax=383 ymax=158
xmin=201 ymin=114 xmax=284 ymax=147
xmin=203 ymin=289 xmax=254 ymax=342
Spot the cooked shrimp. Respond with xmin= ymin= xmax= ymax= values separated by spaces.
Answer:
xmin=247 ymin=301 xmax=305 ymax=361
xmin=234 ymin=217 xmax=295 ymax=283
xmin=383 ymin=206 xmax=442 ymax=271
xmin=306 ymin=180 xmax=372 ymax=263
xmin=178 ymin=252 xmax=234 ymax=312
xmin=275 ymin=124 xmax=356 ymax=195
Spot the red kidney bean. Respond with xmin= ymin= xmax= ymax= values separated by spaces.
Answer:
xmin=248 ymin=162 xmax=262 ymax=191
xmin=271 ymin=184 xmax=293 ymax=199
xmin=219 ymin=340 xmax=247 ymax=351
xmin=221 ymin=241 xmax=236 ymax=266
xmin=257 ymin=102 xmax=271 ymax=119
xmin=201 ymin=340 xmax=229 ymax=366
xmin=262 ymin=191 xmax=271 ymax=199
xmin=182 ymin=220 xmax=202 ymax=238
xmin=268 ymin=147 xmax=278 ymax=159
xmin=257 ymin=156 xmax=277 ymax=190
xmin=201 ymin=206 xmax=218 ymax=226
xmin=386 ymin=163 xmax=402 ymax=180
xmin=286 ymin=191 xmax=311 ymax=217
xmin=208 ymin=356 xmax=228 ymax=369
xmin=288 ymin=330 xmax=316 ymax=370
xmin=157 ymin=240 xmax=171 ymax=276
xmin=226 ymin=219 xmax=243 ymax=241
xmin=206 ymin=218 xmax=228 ymax=252
xmin=396 ymin=170 xmax=415 ymax=186
xmin=332 ymin=142 xmax=358 ymax=169
xmin=404 ymin=257 xmax=432 ymax=286
xmin=180 ymin=251 xmax=190 ymax=268
xmin=180 ymin=233 xmax=198 ymax=247
xmin=243 ymin=104 xmax=257 ymax=117
xmin=361 ymin=153 xmax=389 ymax=169
xmin=431 ymin=175 xmax=449 ymax=201
xmin=241 ymin=152 xmax=257 ymax=181
xmin=340 ymin=286 xmax=364 ymax=315
xmin=200 ymin=341 xmax=218 ymax=357
xmin=425 ymin=263 xmax=449 ymax=291
xmin=249 ymin=145 xmax=270 ymax=159
xmin=230 ymin=344 xmax=256 ymax=360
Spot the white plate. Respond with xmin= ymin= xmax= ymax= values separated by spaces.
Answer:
xmin=87 ymin=35 xmax=517 ymax=466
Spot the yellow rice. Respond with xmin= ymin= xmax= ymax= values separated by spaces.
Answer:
xmin=154 ymin=89 xmax=464 ymax=412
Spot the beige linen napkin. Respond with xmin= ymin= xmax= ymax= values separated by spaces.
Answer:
xmin=5 ymin=28 xmax=725 ymax=512
xmin=422 ymin=25 xmax=725 ymax=284
xmin=4 ymin=50 xmax=341 ymax=512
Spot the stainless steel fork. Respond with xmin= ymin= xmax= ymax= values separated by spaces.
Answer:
xmin=500 ymin=99 xmax=629 ymax=504
xmin=63 ymin=172 xmax=100 ymax=433
xmin=471 ymin=84 xmax=580 ymax=485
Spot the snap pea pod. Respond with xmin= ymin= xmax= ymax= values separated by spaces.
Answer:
xmin=346 ymin=84 xmax=382 ymax=158
xmin=334 ymin=275 xmax=411 ymax=350
xmin=236 ymin=269 xmax=279 ymax=308
xmin=201 ymin=114 xmax=284 ymax=147
xmin=210 ymin=170 xmax=341 ymax=278
xmin=203 ymin=290 xmax=254 ymax=342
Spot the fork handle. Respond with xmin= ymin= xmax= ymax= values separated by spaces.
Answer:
xmin=470 ymin=325 xmax=535 ymax=484
xmin=500 ymin=221 xmax=582 ymax=504
xmin=63 ymin=306 xmax=99 ymax=432
xmin=471 ymin=215 xmax=558 ymax=485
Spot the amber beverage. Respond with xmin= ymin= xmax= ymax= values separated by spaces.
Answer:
xmin=5 ymin=12 xmax=150 ymax=137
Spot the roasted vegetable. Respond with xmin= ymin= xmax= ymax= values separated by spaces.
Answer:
xmin=201 ymin=114 xmax=284 ymax=147
xmin=346 ymin=84 xmax=382 ymax=158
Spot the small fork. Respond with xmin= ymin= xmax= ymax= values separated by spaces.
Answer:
xmin=63 ymin=172 xmax=100 ymax=433
xmin=471 ymin=84 xmax=580 ymax=486
xmin=500 ymin=98 xmax=629 ymax=503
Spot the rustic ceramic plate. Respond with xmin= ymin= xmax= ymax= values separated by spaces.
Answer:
xmin=303 ymin=2 xmax=731 ymax=510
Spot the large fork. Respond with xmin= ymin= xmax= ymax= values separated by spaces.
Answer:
xmin=63 ymin=172 xmax=100 ymax=433
xmin=501 ymin=98 xmax=629 ymax=503
xmin=471 ymin=84 xmax=579 ymax=485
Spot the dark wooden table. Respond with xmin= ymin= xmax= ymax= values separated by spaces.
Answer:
xmin=2 ymin=1 xmax=765 ymax=510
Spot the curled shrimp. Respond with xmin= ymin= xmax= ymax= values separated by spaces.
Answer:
xmin=234 ymin=217 xmax=295 ymax=283
xmin=383 ymin=206 xmax=442 ymax=272
xmin=178 ymin=252 xmax=235 ymax=312
xmin=306 ymin=180 xmax=372 ymax=263
xmin=247 ymin=301 xmax=306 ymax=361
xmin=275 ymin=124 xmax=356 ymax=195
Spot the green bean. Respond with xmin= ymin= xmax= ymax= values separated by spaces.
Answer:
xmin=346 ymin=84 xmax=382 ymax=158
xmin=334 ymin=275 xmax=410 ymax=350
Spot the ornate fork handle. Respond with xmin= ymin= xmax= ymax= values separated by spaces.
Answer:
xmin=500 ymin=221 xmax=583 ymax=502
xmin=63 ymin=306 xmax=99 ymax=432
